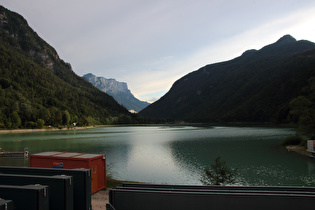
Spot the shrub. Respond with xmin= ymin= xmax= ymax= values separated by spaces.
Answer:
xmin=281 ymin=135 xmax=303 ymax=146
xmin=201 ymin=156 xmax=238 ymax=186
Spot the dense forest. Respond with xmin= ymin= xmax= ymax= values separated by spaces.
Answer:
xmin=0 ymin=6 xmax=159 ymax=129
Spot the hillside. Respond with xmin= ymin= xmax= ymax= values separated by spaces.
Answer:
xmin=0 ymin=6 xmax=136 ymax=129
xmin=140 ymin=35 xmax=315 ymax=125
xmin=83 ymin=73 xmax=150 ymax=112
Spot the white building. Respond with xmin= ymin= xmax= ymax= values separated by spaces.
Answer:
xmin=307 ymin=140 xmax=315 ymax=155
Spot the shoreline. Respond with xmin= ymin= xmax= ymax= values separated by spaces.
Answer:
xmin=92 ymin=189 xmax=109 ymax=210
xmin=0 ymin=126 xmax=99 ymax=134
xmin=92 ymin=177 xmax=141 ymax=210
xmin=0 ymin=123 xmax=296 ymax=135
xmin=285 ymin=145 xmax=313 ymax=157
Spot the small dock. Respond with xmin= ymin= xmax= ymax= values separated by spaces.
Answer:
xmin=0 ymin=148 xmax=29 ymax=158
xmin=0 ymin=151 xmax=24 ymax=157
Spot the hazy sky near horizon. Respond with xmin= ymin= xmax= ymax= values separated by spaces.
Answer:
xmin=1 ymin=0 xmax=315 ymax=102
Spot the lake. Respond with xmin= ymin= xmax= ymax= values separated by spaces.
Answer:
xmin=0 ymin=126 xmax=315 ymax=186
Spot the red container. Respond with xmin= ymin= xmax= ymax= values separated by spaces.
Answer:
xmin=29 ymin=151 xmax=106 ymax=194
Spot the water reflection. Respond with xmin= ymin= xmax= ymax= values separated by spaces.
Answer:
xmin=109 ymin=126 xmax=203 ymax=184
xmin=1 ymin=126 xmax=315 ymax=186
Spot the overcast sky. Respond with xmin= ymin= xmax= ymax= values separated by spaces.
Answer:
xmin=1 ymin=0 xmax=315 ymax=102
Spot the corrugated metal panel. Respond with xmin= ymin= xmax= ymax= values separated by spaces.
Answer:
xmin=0 ymin=199 xmax=14 ymax=210
xmin=0 ymin=184 xmax=49 ymax=210
xmin=53 ymin=152 xmax=82 ymax=158
xmin=0 ymin=174 xmax=73 ymax=210
xmin=76 ymin=154 xmax=102 ymax=159
xmin=122 ymin=183 xmax=315 ymax=192
xmin=32 ymin=151 xmax=63 ymax=156
xmin=0 ymin=166 xmax=91 ymax=210
xmin=109 ymin=187 xmax=315 ymax=210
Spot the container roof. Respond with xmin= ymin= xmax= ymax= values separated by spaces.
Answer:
xmin=31 ymin=151 xmax=104 ymax=159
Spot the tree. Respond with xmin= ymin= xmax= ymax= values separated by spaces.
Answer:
xmin=201 ymin=156 xmax=238 ymax=185
xmin=10 ymin=111 xmax=21 ymax=128
xmin=62 ymin=110 xmax=71 ymax=125
xmin=36 ymin=118 xmax=45 ymax=128
xmin=53 ymin=108 xmax=62 ymax=126
xmin=288 ymin=96 xmax=312 ymax=123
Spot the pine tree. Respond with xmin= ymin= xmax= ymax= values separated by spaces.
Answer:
xmin=201 ymin=156 xmax=238 ymax=185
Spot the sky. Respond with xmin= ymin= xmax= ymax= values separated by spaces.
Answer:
xmin=1 ymin=0 xmax=315 ymax=102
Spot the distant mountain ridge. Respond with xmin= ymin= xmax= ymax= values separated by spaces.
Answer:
xmin=83 ymin=73 xmax=150 ymax=112
xmin=140 ymin=35 xmax=315 ymax=124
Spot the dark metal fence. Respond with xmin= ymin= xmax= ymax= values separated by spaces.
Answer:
xmin=108 ymin=183 xmax=315 ymax=210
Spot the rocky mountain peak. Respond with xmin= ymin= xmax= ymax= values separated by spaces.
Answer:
xmin=83 ymin=73 xmax=129 ymax=94
xmin=83 ymin=73 xmax=149 ymax=112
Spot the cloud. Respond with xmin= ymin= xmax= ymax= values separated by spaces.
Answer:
xmin=126 ymin=3 xmax=315 ymax=101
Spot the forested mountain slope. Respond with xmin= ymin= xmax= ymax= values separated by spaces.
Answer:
xmin=140 ymin=35 xmax=315 ymax=125
xmin=0 ymin=6 xmax=133 ymax=128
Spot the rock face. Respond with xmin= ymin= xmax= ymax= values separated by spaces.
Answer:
xmin=83 ymin=73 xmax=150 ymax=112
xmin=0 ymin=6 xmax=63 ymax=72
xmin=85 ymin=73 xmax=129 ymax=95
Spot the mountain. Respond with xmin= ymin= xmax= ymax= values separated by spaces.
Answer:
xmin=140 ymin=35 xmax=315 ymax=124
xmin=83 ymin=73 xmax=150 ymax=112
xmin=0 ymin=5 xmax=138 ymax=128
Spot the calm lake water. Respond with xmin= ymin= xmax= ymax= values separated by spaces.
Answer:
xmin=1 ymin=126 xmax=315 ymax=187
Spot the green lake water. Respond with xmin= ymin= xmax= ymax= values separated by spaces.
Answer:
xmin=0 ymin=126 xmax=314 ymax=186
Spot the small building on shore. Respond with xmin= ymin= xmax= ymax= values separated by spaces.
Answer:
xmin=307 ymin=140 xmax=315 ymax=157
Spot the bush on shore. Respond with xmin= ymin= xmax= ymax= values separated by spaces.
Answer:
xmin=281 ymin=135 xmax=304 ymax=146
